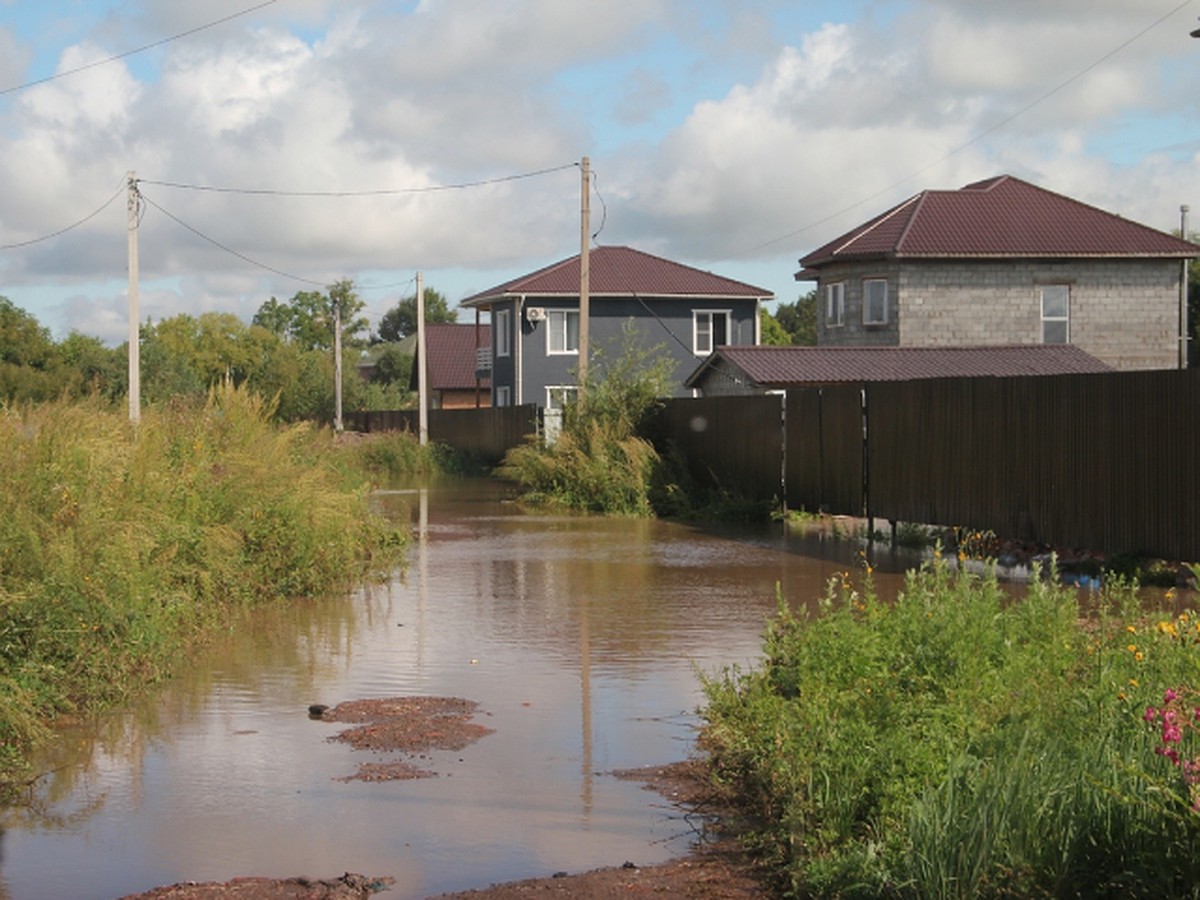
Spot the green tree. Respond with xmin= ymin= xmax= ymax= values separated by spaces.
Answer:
xmin=376 ymin=288 xmax=456 ymax=342
xmin=760 ymin=308 xmax=791 ymax=345
xmin=371 ymin=344 xmax=414 ymax=387
xmin=252 ymin=280 xmax=368 ymax=352
xmin=58 ymin=332 xmax=123 ymax=398
xmin=774 ymin=290 xmax=818 ymax=345
xmin=0 ymin=297 xmax=57 ymax=369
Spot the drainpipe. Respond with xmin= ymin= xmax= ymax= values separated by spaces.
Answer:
xmin=1182 ymin=205 xmax=1191 ymax=369
xmin=516 ymin=294 xmax=525 ymax=405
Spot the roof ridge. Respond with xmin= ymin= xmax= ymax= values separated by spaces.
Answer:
xmin=832 ymin=193 xmax=922 ymax=256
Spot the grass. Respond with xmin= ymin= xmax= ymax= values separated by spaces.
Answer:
xmin=700 ymin=558 xmax=1200 ymax=897
xmin=0 ymin=385 xmax=408 ymax=800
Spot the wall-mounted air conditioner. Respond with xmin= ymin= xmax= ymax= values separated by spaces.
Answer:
xmin=525 ymin=306 xmax=547 ymax=322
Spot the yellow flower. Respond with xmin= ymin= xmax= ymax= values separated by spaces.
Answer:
xmin=1130 ymin=678 xmax=1140 ymax=688
xmin=1135 ymin=652 xmax=1144 ymax=662
xmin=1127 ymin=644 xmax=1137 ymax=653
xmin=1126 ymin=625 xmax=1138 ymax=634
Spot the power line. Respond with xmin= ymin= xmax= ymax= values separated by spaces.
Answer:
xmin=0 ymin=180 xmax=126 ymax=250
xmin=138 ymin=162 xmax=579 ymax=197
xmin=0 ymin=1 xmax=281 ymax=98
xmin=725 ymin=0 xmax=1198 ymax=260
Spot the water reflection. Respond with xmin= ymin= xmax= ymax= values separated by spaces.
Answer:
xmin=1 ymin=479 xmax=899 ymax=900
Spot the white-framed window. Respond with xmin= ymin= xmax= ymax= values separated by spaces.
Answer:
xmin=693 ymin=310 xmax=730 ymax=355
xmin=496 ymin=308 xmax=511 ymax=357
xmin=495 ymin=386 xmax=511 ymax=407
xmin=825 ymin=282 xmax=845 ymax=327
xmin=863 ymin=279 xmax=889 ymax=325
xmin=547 ymin=309 xmax=580 ymax=354
xmin=1040 ymin=284 xmax=1070 ymax=344
xmin=546 ymin=385 xmax=578 ymax=411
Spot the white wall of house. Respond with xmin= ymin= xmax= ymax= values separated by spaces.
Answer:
xmin=816 ymin=259 xmax=1180 ymax=370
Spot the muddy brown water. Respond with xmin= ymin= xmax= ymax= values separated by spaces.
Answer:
xmin=0 ymin=479 xmax=923 ymax=900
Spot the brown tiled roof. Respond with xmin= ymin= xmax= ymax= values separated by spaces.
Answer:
xmin=798 ymin=175 xmax=1200 ymax=273
xmin=415 ymin=323 xmax=490 ymax=390
xmin=462 ymin=245 xmax=773 ymax=306
xmin=685 ymin=344 xmax=1114 ymax=389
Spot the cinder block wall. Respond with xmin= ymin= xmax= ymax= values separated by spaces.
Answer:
xmin=816 ymin=259 xmax=1180 ymax=370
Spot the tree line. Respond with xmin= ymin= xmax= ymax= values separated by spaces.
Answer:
xmin=0 ymin=280 xmax=457 ymax=421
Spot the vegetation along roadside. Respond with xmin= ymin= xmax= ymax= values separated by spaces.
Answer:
xmin=0 ymin=384 xmax=419 ymax=802
xmin=700 ymin=557 xmax=1200 ymax=898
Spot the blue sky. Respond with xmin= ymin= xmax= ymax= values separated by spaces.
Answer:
xmin=1 ymin=0 xmax=1199 ymax=342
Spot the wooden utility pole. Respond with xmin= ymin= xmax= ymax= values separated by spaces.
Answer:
xmin=578 ymin=156 xmax=590 ymax=393
xmin=126 ymin=171 xmax=140 ymax=424
xmin=417 ymin=271 xmax=428 ymax=445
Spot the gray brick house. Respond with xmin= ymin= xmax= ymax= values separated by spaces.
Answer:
xmin=796 ymin=175 xmax=1200 ymax=370
xmin=461 ymin=246 xmax=772 ymax=409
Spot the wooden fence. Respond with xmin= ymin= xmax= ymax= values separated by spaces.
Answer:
xmin=344 ymin=404 xmax=538 ymax=464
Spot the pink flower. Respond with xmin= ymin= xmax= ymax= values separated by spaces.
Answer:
xmin=1163 ymin=722 xmax=1183 ymax=744
xmin=1164 ymin=688 xmax=1180 ymax=703
xmin=1144 ymin=707 xmax=1159 ymax=724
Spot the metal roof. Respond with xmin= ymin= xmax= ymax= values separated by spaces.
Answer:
xmin=797 ymin=175 xmax=1200 ymax=273
xmin=462 ymin=245 xmax=773 ymax=306
xmin=686 ymin=344 xmax=1115 ymax=389
xmin=415 ymin=323 xmax=490 ymax=390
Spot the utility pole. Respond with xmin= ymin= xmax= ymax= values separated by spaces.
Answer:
xmin=333 ymin=289 xmax=343 ymax=432
xmin=578 ymin=156 xmax=590 ymax=393
xmin=126 ymin=171 xmax=140 ymax=424
xmin=417 ymin=271 xmax=428 ymax=446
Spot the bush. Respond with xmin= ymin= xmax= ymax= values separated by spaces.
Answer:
xmin=701 ymin=560 xmax=1200 ymax=897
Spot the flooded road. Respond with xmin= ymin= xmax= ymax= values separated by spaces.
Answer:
xmin=0 ymin=479 xmax=911 ymax=900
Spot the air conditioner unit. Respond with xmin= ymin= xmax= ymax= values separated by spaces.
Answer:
xmin=525 ymin=306 xmax=547 ymax=322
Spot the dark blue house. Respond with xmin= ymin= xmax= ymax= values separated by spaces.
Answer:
xmin=460 ymin=245 xmax=773 ymax=410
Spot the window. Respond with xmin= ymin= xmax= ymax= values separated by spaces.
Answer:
xmin=694 ymin=310 xmax=730 ymax=355
xmin=1041 ymin=285 xmax=1069 ymax=344
xmin=496 ymin=309 xmax=511 ymax=357
xmin=546 ymin=385 xmax=578 ymax=411
xmin=825 ymin=282 xmax=845 ymax=327
xmin=547 ymin=309 xmax=580 ymax=354
xmin=863 ymin=279 xmax=888 ymax=325
xmin=495 ymin=386 xmax=511 ymax=407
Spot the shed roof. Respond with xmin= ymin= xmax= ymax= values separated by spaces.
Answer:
xmin=797 ymin=175 xmax=1200 ymax=276
xmin=686 ymin=344 xmax=1114 ymax=390
xmin=462 ymin=245 xmax=772 ymax=306
xmin=415 ymin=323 xmax=490 ymax=390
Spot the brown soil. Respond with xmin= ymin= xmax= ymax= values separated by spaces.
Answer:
xmin=121 ymin=699 xmax=772 ymax=900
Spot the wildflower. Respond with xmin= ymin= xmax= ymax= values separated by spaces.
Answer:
xmin=1135 ymin=652 xmax=1144 ymax=662
xmin=1145 ymin=707 xmax=1160 ymax=724
xmin=1126 ymin=625 xmax=1138 ymax=634
xmin=1128 ymin=644 xmax=1138 ymax=654
xmin=1165 ymin=688 xmax=1180 ymax=703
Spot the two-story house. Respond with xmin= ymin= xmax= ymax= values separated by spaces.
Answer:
xmin=795 ymin=175 xmax=1199 ymax=370
xmin=461 ymin=245 xmax=772 ymax=409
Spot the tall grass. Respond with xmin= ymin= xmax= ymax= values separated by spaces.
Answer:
xmin=0 ymin=385 xmax=406 ymax=798
xmin=701 ymin=559 xmax=1200 ymax=897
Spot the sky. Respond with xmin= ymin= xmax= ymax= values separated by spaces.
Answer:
xmin=1 ymin=0 xmax=1199 ymax=344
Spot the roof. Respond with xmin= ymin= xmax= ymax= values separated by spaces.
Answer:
xmin=797 ymin=175 xmax=1200 ymax=275
xmin=462 ymin=245 xmax=773 ymax=307
xmin=685 ymin=344 xmax=1115 ymax=389
xmin=415 ymin=323 xmax=490 ymax=390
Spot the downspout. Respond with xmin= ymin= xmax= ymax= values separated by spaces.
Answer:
xmin=516 ymin=294 xmax=525 ymax=405
xmin=755 ymin=297 xmax=764 ymax=345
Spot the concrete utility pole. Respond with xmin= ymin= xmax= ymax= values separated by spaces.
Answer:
xmin=126 ymin=171 xmax=140 ymax=424
xmin=333 ymin=290 xmax=343 ymax=432
xmin=578 ymin=156 xmax=590 ymax=393
xmin=417 ymin=271 xmax=428 ymax=446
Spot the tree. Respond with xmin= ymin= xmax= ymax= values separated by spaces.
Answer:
xmin=252 ymin=280 xmax=368 ymax=352
xmin=0 ymin=297 xmax=57 ymax=369
xmin=759 ymin=308 xmax=791 ymax=346
xmin=774 ymin=291 xmax=818 ymax=346
xmin=376 ymin=287 xmax=456 ymax=342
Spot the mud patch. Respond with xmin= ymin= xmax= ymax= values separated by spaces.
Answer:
xmin=318 ymin=696 xmax=494 ymax=782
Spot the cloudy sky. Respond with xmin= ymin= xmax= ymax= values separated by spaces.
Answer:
xmin=2 ymin=0 xmax=1199 ymax=343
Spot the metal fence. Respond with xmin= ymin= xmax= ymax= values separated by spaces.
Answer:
xmin=652 ymin=369 xmax=1200 ymax=561
xmin=344 ymin=404 xmax=538 ymax=464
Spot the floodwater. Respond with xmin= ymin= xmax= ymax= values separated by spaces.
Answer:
xmin=0 ymin=479 xmax=918 ymax=900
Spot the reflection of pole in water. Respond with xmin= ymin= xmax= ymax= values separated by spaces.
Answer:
xmin=580 ymin=599 xmax=592 ymax=814
xmin=417 ymin=488 xmax=428 ymax=672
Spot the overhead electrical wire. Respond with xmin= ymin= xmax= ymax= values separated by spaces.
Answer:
xmin=724 ymin=0 xmax=1197 ymax=259
xmin=0 ymin=0 xmax=282 ymax=97
xmin=138 ymin=162 xmax=580 ymax=197
xmin=0 ymin=179 xmax=126 ymax=250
